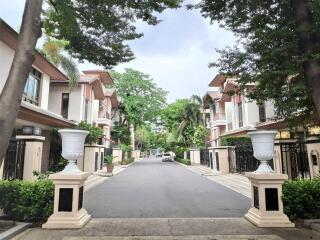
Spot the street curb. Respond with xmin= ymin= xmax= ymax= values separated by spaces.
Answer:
xmin=0 ymin=222 xmax=31 ymax=240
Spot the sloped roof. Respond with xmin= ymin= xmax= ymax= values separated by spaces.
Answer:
xmin=0 ymin=18 xmax=69 ymax=81
xmin=104 ymin=89 xmax=118 ymax=108
xmin=82 ymin=70 xmax=113 ymax=85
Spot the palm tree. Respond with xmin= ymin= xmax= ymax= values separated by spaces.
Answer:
xmin=41 ymin=39 xmax=80 ymax=89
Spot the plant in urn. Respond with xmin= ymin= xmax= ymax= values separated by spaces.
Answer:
xmin=59 ymin=129 xmax=89 ymax=173
xmin=248 ymin=130 xmax=278 ymax=173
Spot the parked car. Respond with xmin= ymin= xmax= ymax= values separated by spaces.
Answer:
xmin=162 ymin=153 xmax=174 ymax=162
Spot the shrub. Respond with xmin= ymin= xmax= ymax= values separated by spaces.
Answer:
xmin=220 ymin=136 xmax=252 ymax=148
xmin=78 ymin=121 xmax=103 ymax=144
xmin=282 ymin=179 xmax=320 ymax=221
xmin=121 ymin=144 xmax=133 ymax=159
xmin=176 ymin=158 xmax=191 ymax=165
xmin=0 ymin=179 xmax=54 ymax=222
xmin=104 ymin=155 xmax=116 ymax=165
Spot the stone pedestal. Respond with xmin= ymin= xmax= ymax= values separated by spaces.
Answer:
xmin=42 ymin=172 xmax=91 ymax=229
xmin=245 ymin=172 xmax=294 ymax=228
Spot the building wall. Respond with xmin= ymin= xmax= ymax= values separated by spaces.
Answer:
xmin=39 ymin=74 xmax=50 ymax=110
xmin=0 ymin=41 xmax=51 ymax=110
xmin=48 ymin=85 xmax=84 ymax=122
xmin=0 ymin=41 xmax=14 ymax=93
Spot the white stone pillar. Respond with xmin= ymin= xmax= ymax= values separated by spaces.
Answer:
xmin=42 ymin=172 xmax=91 ymax=229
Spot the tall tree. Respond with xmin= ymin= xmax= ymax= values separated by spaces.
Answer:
xmin=0 ymin=0 xmax=180 ymax=164
xmin=41 ymin=38 xmax=79 ymax=88
xmin=196 ymin=0 xmax=320 ymax=124
xmin=111 ymin=68 xmax=168 ymax=128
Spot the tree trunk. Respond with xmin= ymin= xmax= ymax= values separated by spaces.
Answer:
xmin=0 ymin=0 xmax=43 ymax=165
xmin=293 ymin=0 xmax=320 ymax=119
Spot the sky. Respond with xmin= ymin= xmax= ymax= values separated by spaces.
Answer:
xmin=0 ymin=1 xmax=235 ymax=102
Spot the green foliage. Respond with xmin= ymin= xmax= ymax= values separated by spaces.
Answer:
xmin=48 ymin=157 xmax=68 ymax=172
xmin=220 ymin=137 xmax=252 ymax=148
xmin=121 ymin=157 xmax=134 ymax=165
xmin=112 ymin=122 xmax=131 ymax=146
xmin=0 ymin=179 xmax=54 ymax=222
xmin=193 ymin=125 xmax=208 ymax=148
xmin=282 ymin=179 xmax=320 ymax=221
xmin=43 ymin=1 xmax=181 ymax=69
xmin=196 ymin=0 xmax=320 ymax=123
xmin=77 ymin=121 xmax=103 ymax=145
xmin=162 ymin=97 xmax=202 ymax=148
xmin=175 ymin=146 xmax=189 ymax=159
xmin=42 ymin=38 xmax=79 ymax=89
xmin=111 ymin=69 xmax=167 ymax=127
xmin=121 ymin=144 xmax=133 ymax=161
xmin=176 ymin=158 xmax=191 ymax=166
xmin=104 ymin=155 xmax=116 ymax=165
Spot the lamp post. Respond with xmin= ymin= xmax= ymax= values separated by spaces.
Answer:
xmin=43 ymin=129 xmax=92 ymax=229
xmin=245 ymin=130 xmax=294 ymax=228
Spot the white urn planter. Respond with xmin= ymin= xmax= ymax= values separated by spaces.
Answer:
xmin=248 ymin=130 xmax=278 ymax=173
xmin=59 ymin=129 xmax=89 ymax=173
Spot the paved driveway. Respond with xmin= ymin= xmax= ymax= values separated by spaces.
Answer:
xmin=84 ymin=157 xmax=251 ymax=218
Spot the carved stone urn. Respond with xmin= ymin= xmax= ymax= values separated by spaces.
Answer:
xmin=59 ymin=129 xmax=89 ymax=173
xmin=248 ymin=130 xmax=278 ymax=173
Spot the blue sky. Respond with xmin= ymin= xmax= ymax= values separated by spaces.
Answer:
xmin=0 ymin=1 xmax=235 ymax=102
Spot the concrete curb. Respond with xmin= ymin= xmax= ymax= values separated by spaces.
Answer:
xmin=0 ymin=222 xmax=31 ymax=240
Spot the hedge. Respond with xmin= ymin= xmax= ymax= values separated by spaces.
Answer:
xmin=176 ymin=158 xmax=191 ymax=165
xmin=282 ymin=179 xmax=320 ymax=221
xmin=0 ymin=179 xmax=54 ymax=222
xmin=220 ymin=136 xmax=252 ymax=147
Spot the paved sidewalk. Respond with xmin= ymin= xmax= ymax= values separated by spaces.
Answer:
xmin=14 ymin=218 xmax=320 ymax=240
xmin=185 ymin=165 xmax=251 ymax=198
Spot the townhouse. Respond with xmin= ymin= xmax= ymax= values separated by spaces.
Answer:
xmin=48 ymin=70 xmax=119 ymax=170
xmin=0 ymin=19 xmax=75 ymax=180
xmin=200 ymin=74 xmax=320 ymax=180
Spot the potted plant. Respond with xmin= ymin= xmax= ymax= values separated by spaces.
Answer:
xmin=104 ymin=155 xmax=115 ymax=174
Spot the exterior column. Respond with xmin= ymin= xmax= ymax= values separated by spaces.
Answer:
xmin=42 ymin=172 xmax=91 ymax=229
xmin=16 ymin=135 xmax=45 ymax=181
xmin=305 ymin=137 xmax=320 ymax=178
xmin=245 ymin=173 xmax=294 ymax=227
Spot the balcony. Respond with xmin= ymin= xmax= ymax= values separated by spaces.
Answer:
xmin=210 ymin=113 xmax=227 ymax=127
xmin=95 ymin=109 xmax=111 ymax=126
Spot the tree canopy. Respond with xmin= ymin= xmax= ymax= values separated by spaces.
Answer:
xmin=43 ymin=0 xmax=181 ymax=68
xmin=196 ymin=0 xmax=320 ymax=124
xmin=111 ymin=68 xmax=167 ymax=128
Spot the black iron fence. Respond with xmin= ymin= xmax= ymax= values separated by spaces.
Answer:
xmin=200 ymin=149 xmax=210 ymax=166
xmin=280 ymin=142 xmax=310 ymax=179
xmin=3 ymin=138 xmax=26 ymax=180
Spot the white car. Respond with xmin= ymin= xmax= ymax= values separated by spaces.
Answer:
xmin=162 ymin=153 xmax=173 ymax=162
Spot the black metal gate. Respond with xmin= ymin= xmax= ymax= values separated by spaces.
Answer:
xmin=280 ymin=142 xmax=310 ymax=179
xmin=3 ymin=138 xmax=26 ymax=179
xmin=200 ymin=149 xmax=209 ymax=166
xmin=235 ymin=147 xmax=261 ymax=174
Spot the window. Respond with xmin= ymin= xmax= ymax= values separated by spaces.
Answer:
xmin=61 ymin=93 xmax=69 ymax=118
xmin=238 ymin=102 xmax=243 ymax=128
xmin=258 ymin=104 xmax=266 ymax=122
xmin=23 ymin=67 xmax=41 ymax=105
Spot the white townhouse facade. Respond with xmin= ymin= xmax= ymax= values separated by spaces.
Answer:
xmin=0 ymin=18 xmax=75 ymax=180
xmin=48 ymin=70 xmax=118 ymax=148
xmin=203 ymin=75 xmax=275 ymax=146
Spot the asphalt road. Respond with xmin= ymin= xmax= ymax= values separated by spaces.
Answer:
xmin=84 ymin=157 xmax=251 ymax=218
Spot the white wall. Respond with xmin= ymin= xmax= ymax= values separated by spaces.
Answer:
xmin=48 ymin=85 xmax=84 ymax=122
xmin=39 ymin=74 xmax=50 ymax=110
xmin=0 ymin=41 xmax=14 ymax=93
xmin=244 ymin=98 xmax=259 ymax=126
